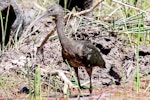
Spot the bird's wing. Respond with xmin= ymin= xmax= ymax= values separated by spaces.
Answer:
xmin=80 ymin=42 xmax=105 ymax=67
xmin=73 ymin=40 xmax=97 ymax=66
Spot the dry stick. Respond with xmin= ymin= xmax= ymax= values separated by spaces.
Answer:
xmin=74 ymin=0 xmax=104 ymax=16
xmin=112 ymin=0 xmax=146 ymax=13
xmin=37 ymin=0 xmax=104 ymax=53
xmin=37 ymin=26 xmax=56 ymax=52
xmin=40 ymin=68 xmax=77 ymax=94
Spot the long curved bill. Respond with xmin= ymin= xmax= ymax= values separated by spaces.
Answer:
xmin=24 ymin=11 xmax=50 ymax=35
xmin=32 ymin=11 xmax=50 ymax=24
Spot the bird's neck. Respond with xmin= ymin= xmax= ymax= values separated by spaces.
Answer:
xmin=55 ymin=15 xmax=69 ymax=47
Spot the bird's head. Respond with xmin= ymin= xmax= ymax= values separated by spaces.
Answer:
xmin=25 ymin=4 xmax=64 ymax=35
xmin=40 ymin=4 xmax=64 ymax=19
xmin=46 ymin=4 xmax=64 ymax=17
xmin=31 ymin=4 xmax=64 ymax=24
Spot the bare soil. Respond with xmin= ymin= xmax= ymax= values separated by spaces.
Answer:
xmin=0 ymin=0 xmax=150 ymax=99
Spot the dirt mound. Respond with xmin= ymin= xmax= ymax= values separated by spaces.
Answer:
xmin=1 ymin=15 xmax=150 ymax=83
xmin=0 ymin=5 xmax=150 ymax=98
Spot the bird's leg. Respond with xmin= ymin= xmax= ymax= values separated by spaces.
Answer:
xmin=85 ymin=67 xmax=93 ymax=94
xmin=74 ymin=67 xmax=82 ymax=90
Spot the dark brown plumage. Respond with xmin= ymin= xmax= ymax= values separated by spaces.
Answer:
xmin=36 ymin=4 xmax=106 ymax=94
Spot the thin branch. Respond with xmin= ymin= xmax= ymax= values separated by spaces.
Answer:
xmin=112 ymin=0 xmax=146 ymax=13
xmin=41 ymin=68 xmax=77 ymax=94
xmin=74 ymin=0 xmax=104 ymax=16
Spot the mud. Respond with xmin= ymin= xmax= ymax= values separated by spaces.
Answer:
xmin=0 ymin=0 xmax=150 ymax=98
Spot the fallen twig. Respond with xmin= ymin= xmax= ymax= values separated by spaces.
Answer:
xmin=74 ymin=0 xmax=104 ymax=16
xmin=112 ymin=0 xmax=146 ymax=13
xmin=41 ymin=68 xmax=77 ymax=94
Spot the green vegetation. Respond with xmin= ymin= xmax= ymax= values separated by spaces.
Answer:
xmin=0 ymin=0 xmax=150 ymax=99
xmin=33 ymin=66 xmax=42 ymax=100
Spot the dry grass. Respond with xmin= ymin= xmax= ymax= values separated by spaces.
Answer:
xmin=0 ymin=0 xmax=150 ymax=99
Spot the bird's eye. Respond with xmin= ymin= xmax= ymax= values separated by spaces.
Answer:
xmin=48 ymin=9 xmax=53 ymax=12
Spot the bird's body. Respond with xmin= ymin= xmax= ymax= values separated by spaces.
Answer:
xmin=37 ymin=4 xmax=105 ymax=94
xmin=60 ymin=38 xmax=105 ymax=93
xmin=62 ymin=40 xmax=105 ymax=68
